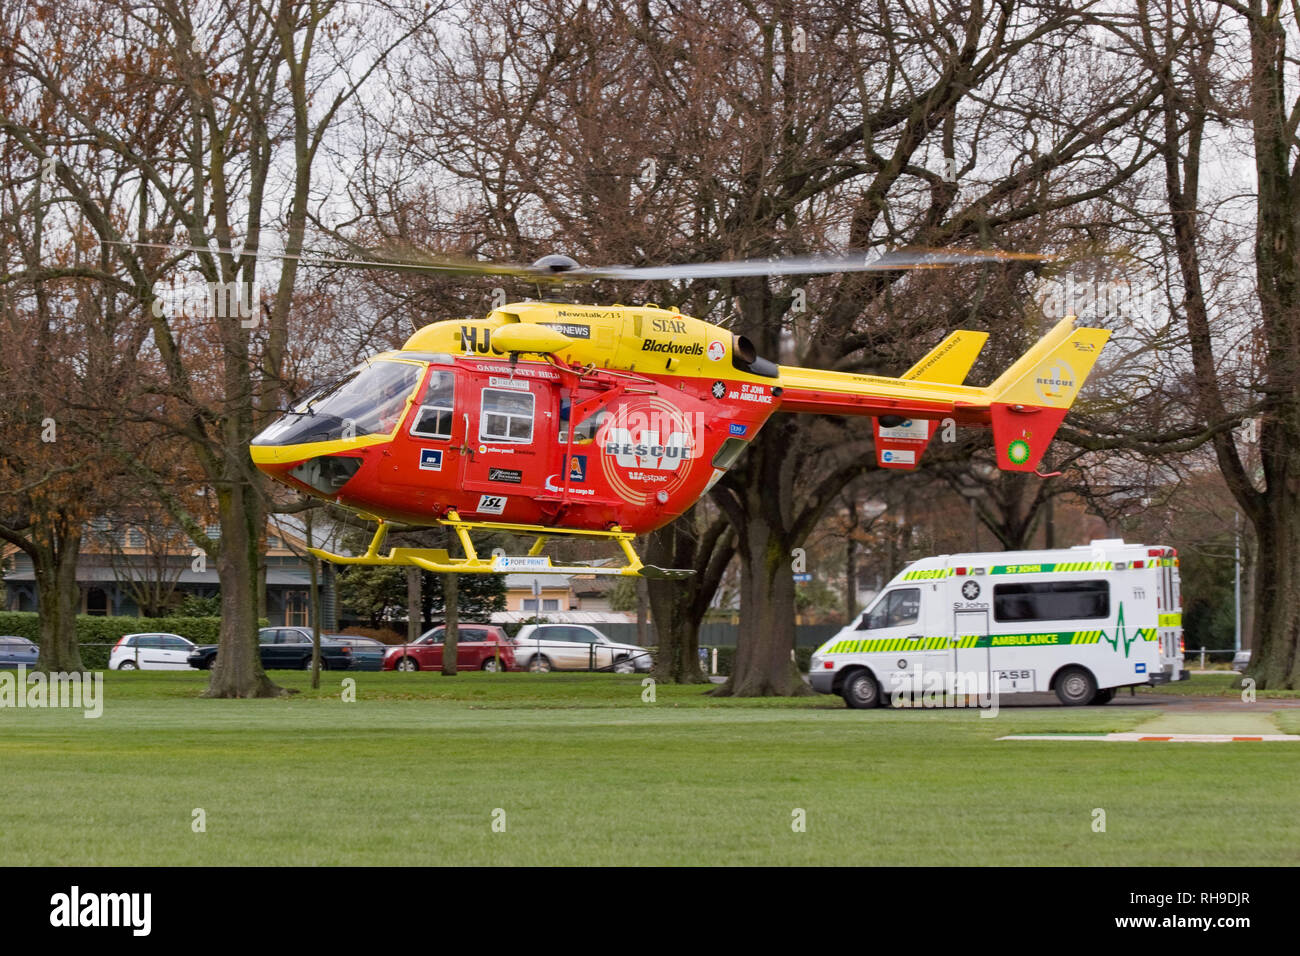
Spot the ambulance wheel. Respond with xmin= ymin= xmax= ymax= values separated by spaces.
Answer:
xmin=1055 ymin=667 xmax=1097 ymax=706
xmin=1090 ymin=688 xmax=1115 ymax=705
xmin=842 ymin=670 xmax=882 ymax=709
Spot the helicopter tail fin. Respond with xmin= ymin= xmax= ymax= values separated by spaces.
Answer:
xmin=874 ymin=330 xmax=989 ymax=470
xmin=901 ymin=329 xmax=989 ymax=382
xmin=986 ymin=317 xmax=1111 ymax=471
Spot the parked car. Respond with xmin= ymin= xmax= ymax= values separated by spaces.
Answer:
xmin=325 ymin=634 xmax=386 ymax=671
xmin=383 ymin=624 xmax=515 ymax=672
xmin=110 ymin=633 xmax=197 ymax=670
xmin=1233 ymin=649 xmax=1252 ymax=673
xmin=0 ymin=635 xmax=39 ymax=668
xmin=187 ymin=627 xmax=353 ymax=671
xmin=512 ymin=624 xmax=652 ymax=674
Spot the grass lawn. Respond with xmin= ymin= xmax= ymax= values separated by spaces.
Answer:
xmin=0 ymin=671 xmax=1296 ymax=866
xmin=1136 ymin=672 xmax=1299 ymax=698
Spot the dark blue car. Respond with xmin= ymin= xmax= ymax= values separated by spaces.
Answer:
xmin=0 ymin=636 xmax=39 ymax=668
xmin=324 ymin=634 xmax=386 ymax=671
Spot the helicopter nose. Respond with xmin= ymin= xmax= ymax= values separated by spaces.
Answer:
xmin=250 ymin=446 xmax=363 ymax=496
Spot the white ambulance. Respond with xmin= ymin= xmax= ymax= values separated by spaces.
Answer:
xmin=809 ymin=539 xmax=1186 ymax=708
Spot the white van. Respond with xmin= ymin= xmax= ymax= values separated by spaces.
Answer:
xmin=810 ymin=539 xmax=1186 ymax=708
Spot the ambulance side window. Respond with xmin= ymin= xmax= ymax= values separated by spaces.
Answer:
xmin=993 ymin=580 xmax=1110 ymax=622
xmin=857 ymin=588 xmax=921 ymax=630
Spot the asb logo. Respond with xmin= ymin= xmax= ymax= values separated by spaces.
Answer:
xmin=419 ymin=448 xmax=443 ymax=471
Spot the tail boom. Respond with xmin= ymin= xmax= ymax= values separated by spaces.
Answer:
xmin=775 ymin=317 xmax=1110 ymax=472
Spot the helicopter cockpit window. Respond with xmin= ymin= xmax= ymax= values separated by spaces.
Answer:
xmin=252 ymin=360 xmax=424 ymax=447
xmin=409 ymin=370 xmax=455 ymax=440
xmin=480 ymin=388 xmax=534 ymax=443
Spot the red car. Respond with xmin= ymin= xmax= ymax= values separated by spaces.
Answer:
xmin=383 ymin=624 xmax=515 ymax=672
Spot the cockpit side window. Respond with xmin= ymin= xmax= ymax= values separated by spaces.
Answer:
xmin=409 ymin=369 xmax=455 ymax=440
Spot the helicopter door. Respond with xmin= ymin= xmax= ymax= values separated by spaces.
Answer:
xmin=383 ymin=365 xmax=463 ymax=510
xmin=460 ymin=370 xmax=554 ymax=508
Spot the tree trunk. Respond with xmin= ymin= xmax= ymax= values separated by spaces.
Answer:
xmin=203 ymin=483 xmax=284 ymax=698
xmin=441 ymin=572 xmax=459 ymax=676
xmin=1247 ymin=493 xmax=1300 ymax=687
xmin=713 ymin=511 xmax=807 ymax=696
xmin=33 ymin=525 xmax=84 ymax=673
xmin=645 ymin=517 xmax=728 ymax=684
xmin=646 ymin=572 xmax=706 ymax=683
xmin=845 ymin=499 xmax=859 ymax=622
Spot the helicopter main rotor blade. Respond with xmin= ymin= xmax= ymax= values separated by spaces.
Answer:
xmin=569 ymin=248 xmax=1050 ymax=281
xmin=101 ymin=240 xmax=539 ymax=278
xmin=102 ymin=241 xmax=1049 ymax=282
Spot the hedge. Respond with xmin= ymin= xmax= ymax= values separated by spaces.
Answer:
xmin=0 ymin=612 xmax=266 ymax=670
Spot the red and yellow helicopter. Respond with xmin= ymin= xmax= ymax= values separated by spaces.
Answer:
xmin=238 ymin=248 xmax=1109 ymax=578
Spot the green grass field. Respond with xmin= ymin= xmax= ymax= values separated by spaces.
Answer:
xmin=0 ymin=671 xmax=1296 ymax=866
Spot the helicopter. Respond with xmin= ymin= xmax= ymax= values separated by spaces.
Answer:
xmin=133 ymin=243 xmax=1111 ymax=578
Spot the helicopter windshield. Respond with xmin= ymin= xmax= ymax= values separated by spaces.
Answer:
xmin=253 ymin=359 xmax=425 ymax=447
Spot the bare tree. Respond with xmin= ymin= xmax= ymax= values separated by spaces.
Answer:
xmin=0 ymin=0 xmax=439 ymax=696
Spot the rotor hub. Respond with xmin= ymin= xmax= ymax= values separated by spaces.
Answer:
xmin=531 ymin=254 xmax=582 ymax=275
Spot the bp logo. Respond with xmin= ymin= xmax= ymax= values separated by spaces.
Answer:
xmin=961 ymin=580 xmax=981 ymax=601
xmin=1007 ymin=439 xmax=1031 ymax=465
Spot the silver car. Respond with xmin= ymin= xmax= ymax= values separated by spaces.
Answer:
xmin=1232 ymin=649 xmax=1251 ymax=673
xmin=512 ymin=624 xmax=652 ymax=673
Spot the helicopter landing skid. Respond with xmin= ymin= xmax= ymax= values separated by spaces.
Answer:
xmin=306 ymin=512 xmax=694 ymax=579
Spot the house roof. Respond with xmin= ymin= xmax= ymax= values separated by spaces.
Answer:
xmin=503 ymin=573 xmax=574 ymax=590
xmin=490 ymin=610 xmax=638 ymax=624
xmin=4 ymin=567 xmax=312 ymax=586
xmin=569 ymin=574 xmax=618 ymax=596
